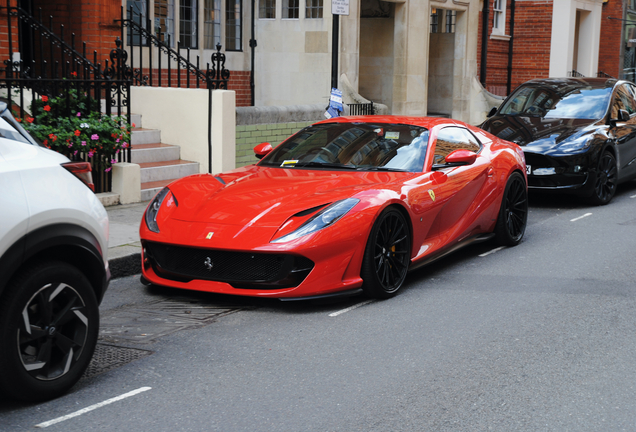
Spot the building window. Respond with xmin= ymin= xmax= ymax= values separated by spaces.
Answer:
xmin=445 ymin=10 xmax=456 ymax=33
xmin=492 ymin=0 xmax=506 ymax=36
xmin=430 ymin=8 xmax=439 ymax=33
xmin=155 ymin=0 xmax=175 ymax=46
xmin=226 ymin=0 xmax=242 ymax=51
xmin=127 ymin=0 xmax=147 ymax=46
xmin=305 ymin=0 xmax=322 ymax=18
xmin=180 ymin=0 xmax=198 ymax=48
xmin=282 ymin=0 xmax=299 ymax=19
xmin=259 ymin=0 xmax=275 ymax=18
xmin=204 ymin=0 xmax=221 ymax=48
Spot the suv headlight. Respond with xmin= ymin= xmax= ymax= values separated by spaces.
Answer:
xmin=558 ymin=135 xmax=593 ymax=153
xmin=272 ymin=198 xmax=360 ymax=243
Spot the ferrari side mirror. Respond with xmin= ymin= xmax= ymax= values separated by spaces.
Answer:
xmin=445 ymin=149 xmax=478 ymax=166
xmin=254 ymin=142 xmax=273 ymax=159
xmin=487 ymin=107 xmax=497 ymax=118
xmin=619 ymin=109 xmax=631 ymax=122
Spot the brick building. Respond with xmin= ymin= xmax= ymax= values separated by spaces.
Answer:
xmin=477 ymin=0 xmax=631 ymax=98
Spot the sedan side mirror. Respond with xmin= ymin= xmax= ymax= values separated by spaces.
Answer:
xmin=254 ymin=142 xmax=273 ymax=159
xmin=445 ymin=149 xmax=478 ymax=166
xmin=487 ymin=107 xmax=497 ymax=118
xmin=619 ymin=109 xmax=631 ymax=122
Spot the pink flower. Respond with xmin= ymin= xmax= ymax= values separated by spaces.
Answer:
xmin=91 ymin=134 xmax=99 ymax=140
xmin=68 ymin=143 xmax=72 ymax=148
xmin=76 ymin=112 xmax=81 ymax=117
xmin=105 ymin=167 xmax=112 ymax=172
xmin=74 ymin=150 xmax=78 ymax=155
xmin=115 ymin=149 xmax=120 ymax=154
xmin=111 ymin=158 xmax=117 ymax=164
xmin=88 ymin=150 xmax=94 ymax=158
xmin=81 ymin=141 xmax=86 ymax=146
xmin=122 ymin=142 xmax=128 ymax=148
xmin=116 ymin=138 xmax=120 ymax=143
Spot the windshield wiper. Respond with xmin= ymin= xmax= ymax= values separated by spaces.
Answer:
xmin=292 ymin=161 xmax=359 ymax=170
xmin=356 ymin=166 xmax=406 ymax=172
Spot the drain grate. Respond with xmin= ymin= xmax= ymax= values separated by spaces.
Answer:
xmin=83 ymin=343 xmax=153 ymax=379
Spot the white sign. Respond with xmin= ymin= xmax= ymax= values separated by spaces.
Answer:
xmin=332 ymin=0 xmax=350 ymax=16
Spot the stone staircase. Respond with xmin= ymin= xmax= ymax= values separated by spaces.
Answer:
xmin=130 ymin=114 xmax=200 ymax=202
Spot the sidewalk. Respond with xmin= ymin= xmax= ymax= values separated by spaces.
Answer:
xmin=106 ymin=201 xmax=149 ymax=279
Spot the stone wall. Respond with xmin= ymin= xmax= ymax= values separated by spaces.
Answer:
xmin=235 ymin=104 xmax=325 ymax=167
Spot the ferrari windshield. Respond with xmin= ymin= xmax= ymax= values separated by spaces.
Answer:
xmin=259 ymin=123 xmax=429 ymax=172
xmin=499 ymin=84 xmax=612 ymax=119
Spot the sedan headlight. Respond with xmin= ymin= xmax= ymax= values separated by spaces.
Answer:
xmin=145 ymin=187 xmax=174 ymax=233
xmin=558 ymin=135 xmax=593 ymax=153
xmin=272 ymin=198 xmax=360 ymax=243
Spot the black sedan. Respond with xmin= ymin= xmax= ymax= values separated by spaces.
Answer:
xmin=481 ymin=77 xmax=636 ymax=205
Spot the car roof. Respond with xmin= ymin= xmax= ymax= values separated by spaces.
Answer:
xmin=314 ymin=115 xmax=457 ymax=129
xmin=517 ymin=77 xmax=619 ymax=90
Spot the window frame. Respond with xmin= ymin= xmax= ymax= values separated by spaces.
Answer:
xmin=179 ymin=0 xmax=199 ymax=49
xmin=305 ymin=0 xmax=323 ymax=19
xmin=204 ymin=0 xmax=222 ymax=49
xmin=259 ymin=0 xmax=276 ymax=19
xmin=282 ymin=0 xmax=299 ymax=19
xmin=225 ymin=0 xmax=243 ymax=51
xmin=491 ymin=0 xmax=507 ymax=37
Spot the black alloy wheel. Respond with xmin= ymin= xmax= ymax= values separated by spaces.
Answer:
xmin=495 ymin=171 xmax=528 ymax=246
xmin=361 ymin=208 xmax=411 ymax=299
xmin=0 ymin=262 xmax=99 ymax=402
xmin=589 ymin=151 xmax=617 ymax=205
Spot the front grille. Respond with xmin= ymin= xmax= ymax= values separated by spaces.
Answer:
xmin=144 ymin=242 xmax=314 ymax=289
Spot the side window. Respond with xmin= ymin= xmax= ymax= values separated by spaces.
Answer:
xmin=433 ymin=127 xmax=481 ymax=165
xmin=611 ymin=85 xmax=636 ymax=118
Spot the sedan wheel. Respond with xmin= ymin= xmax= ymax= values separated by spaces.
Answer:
xmin=589 ymin=151 xmax=617 ymax=205
xmin=0 ymin=262 xmax=98 ymax=402
xmin=495 ymin=171 xmax=528 ymax=246
xmin=361 ymin=208 xmax=411 ymax=299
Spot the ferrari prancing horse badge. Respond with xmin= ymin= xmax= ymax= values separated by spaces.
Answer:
xmin=428 ymin=189 xmax=436 ymax=201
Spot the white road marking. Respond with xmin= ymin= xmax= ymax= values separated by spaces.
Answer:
xmin=631 ymin=194 xmax=636 ymax=198
xmin=570 ymin=213 xmax=592 ymax=222
xmin=329 ymin=300 xmax=374 ymax=317
xmin=479 ymin=246 xmax=505 ymax=257
xmin=35 ymin=387 xmax=152 ymax=428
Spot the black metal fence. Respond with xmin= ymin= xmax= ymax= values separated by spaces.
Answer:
xmin=120 ymin=6 xmax=230 ymax=90
xmin=348 ymin=102 xmax=375 ymax=116
xmin=0 ymin=1 xmax=132 ymax=193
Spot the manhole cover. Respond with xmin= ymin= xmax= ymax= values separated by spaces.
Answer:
xmin=99 ymin=297 xmax=243 ymax=344
xmin=84 ymin=343 xmax=153 ymax=379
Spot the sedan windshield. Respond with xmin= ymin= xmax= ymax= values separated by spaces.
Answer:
xmin=259 ymin=123 xmax=429 ymax=172
xmin=498 ymin=84 xmax=612 ymax=119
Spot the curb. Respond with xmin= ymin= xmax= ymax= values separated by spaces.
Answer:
xmin=109 ymin=252 xmax=141 ymax=279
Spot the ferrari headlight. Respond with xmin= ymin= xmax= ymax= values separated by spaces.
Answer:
xmin=145 ymin=187 xmax=171 ymax=233
xmin=558 ymin=135 xmax=593 ymax=153
xmin=272 ymin=198 xmax=360 ymax=243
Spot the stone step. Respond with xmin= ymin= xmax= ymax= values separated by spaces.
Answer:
xmin=141 ymin=179 xmax=176 ymax=202
xmin=130 ymin=113 xmax=142 ymax=128
xmin=131 ymin=143 xmax=181 ymax=164
xmin=139 ymin=160 xmax=200 ymax=183
xmin=132 ymin=128 xmax=161 ymax=145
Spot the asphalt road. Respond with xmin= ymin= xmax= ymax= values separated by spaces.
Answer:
xmin=2 ymin=181 xmax=636 ymax=431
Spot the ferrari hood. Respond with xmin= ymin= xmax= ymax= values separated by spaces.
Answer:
xmin=481 ymin=115 xmax=598 ymax=147
xmin=166 ymin=166 xmax=414 ymax=227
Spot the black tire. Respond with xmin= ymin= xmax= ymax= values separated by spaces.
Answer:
xmin=0 ymin=262 xmax=99 ymax=402
xmin=361 ymin=208 xmax=411 ymax=299
xmin=495 ymin=171 xmax=528 ymax=246
xmin=588 ymin=151 xmax=617 ymax=206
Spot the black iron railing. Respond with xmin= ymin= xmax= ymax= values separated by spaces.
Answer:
xmin=120 ymin=6 xmax=230 ymax=90
xmin=568 ymin=70 xmax=585 ymax=78
xmin=0 ymin=2 xmax=132 ymax=193
xmin=348 ymin=102 xmax=375 ymax=116
xmin=597 ymin=71 xmax=614 ymax=78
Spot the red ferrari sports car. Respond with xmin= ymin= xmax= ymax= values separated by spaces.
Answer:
xmin=140 ymin=116 xmax=527 ymax=300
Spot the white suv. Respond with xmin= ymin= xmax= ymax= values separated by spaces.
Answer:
xmin=0 ymin=101 xmax=110 ymax=402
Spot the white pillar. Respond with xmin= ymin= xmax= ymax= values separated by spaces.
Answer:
xmin=112 ymin=162 xmax=141 ymax=204
xmin=211 ymin=90 xmax=236 ymax=174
